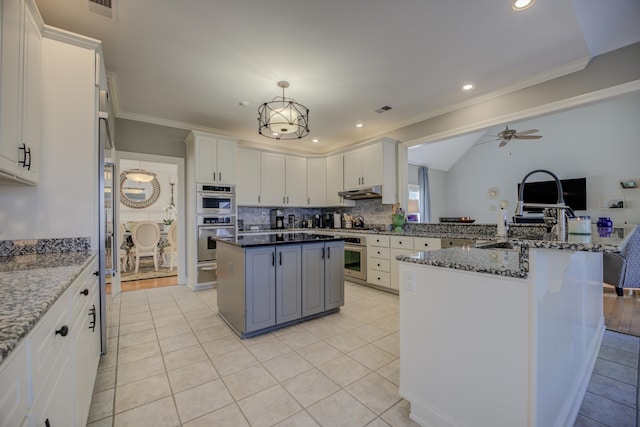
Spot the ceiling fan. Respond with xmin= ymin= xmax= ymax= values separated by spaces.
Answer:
xmin=478 ymin=126 xmax=543 ymax=148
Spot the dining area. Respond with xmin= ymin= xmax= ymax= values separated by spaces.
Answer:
xmin=114 ymin=158 xmax=181 ymax=282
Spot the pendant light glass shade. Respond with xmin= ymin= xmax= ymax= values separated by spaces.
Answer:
xmin=258 ymin=81 xmax=309 ymax=140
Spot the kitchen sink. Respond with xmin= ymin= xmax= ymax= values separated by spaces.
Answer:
xmin=474 ymin=241 xmax=517 ymax=250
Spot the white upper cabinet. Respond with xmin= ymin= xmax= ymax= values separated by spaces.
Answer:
xmin=258 ymin=152 xmax=307 ymax=207
xmin=260 ymin=152 xmax=286 ymax=206
xmin=0 ymin=0 xmax=42 ymax=184
xmin=326 ymin=153 xmax=354 ymax=207
xmin=306 ymin=157 xmax=326 ymax=207
xmin=286 ymin=155 xmax=307 ymax=206
xmin=187 ymin=131 xmax=237 ymax=184
xmin=343 ymin=138 xmax=398 ymax=204
xmin=236 ymin=148 xmax=261 ymax=205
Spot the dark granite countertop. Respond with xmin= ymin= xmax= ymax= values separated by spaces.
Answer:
xmin=220 ymin=233 xmax=345 ymax=248
xmin=0 ymin=251 xmax=97 ymax=366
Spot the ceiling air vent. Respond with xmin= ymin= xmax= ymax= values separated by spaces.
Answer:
xmin=88 ymin=0 xmax=116 ymax=19
xmin=375 ymin=105 xmax=392 ymax=113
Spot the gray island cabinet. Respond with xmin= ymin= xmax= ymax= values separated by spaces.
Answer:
xmin=216 ymin=234 xmax=344 ymax=338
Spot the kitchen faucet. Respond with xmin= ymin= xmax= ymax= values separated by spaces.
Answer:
xmin=515 ymin=169 xmax=574 ymax=241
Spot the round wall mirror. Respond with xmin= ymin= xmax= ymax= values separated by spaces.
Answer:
xmin=119 ymin=172 xmax=161 ymax=208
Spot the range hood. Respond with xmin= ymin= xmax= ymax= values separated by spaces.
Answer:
xmin=338 ymin=186 xmax=382 ymax=200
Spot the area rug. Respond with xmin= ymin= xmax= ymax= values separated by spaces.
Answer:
xmin=119 ymin=257 xmax=177 ymax=282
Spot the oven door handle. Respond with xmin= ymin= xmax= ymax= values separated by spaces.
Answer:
xmin=344 ymin=245 xmax=365 ymax=251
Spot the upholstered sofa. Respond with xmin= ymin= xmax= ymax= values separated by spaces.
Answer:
xmin=603 ymin=226 xmax=640 ymax=296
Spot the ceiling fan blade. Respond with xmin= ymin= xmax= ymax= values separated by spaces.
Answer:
xmin=473 ymin=138 xmax=499 ymax=147
xmin=514 ymin=129 xmax=538 ymax=136
xmin=498 ymin=139 xmax=509 ymax=147
xmin=514 ymin=135 xmax=542 ymax=139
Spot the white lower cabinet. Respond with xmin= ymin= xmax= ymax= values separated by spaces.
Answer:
xmin=367 ymin=235 xmax=441 ymax=290
xmin=0 ymin=256 xmax=100 ymax=427
xmin=0 ymin=343 xmax=29 ymax=427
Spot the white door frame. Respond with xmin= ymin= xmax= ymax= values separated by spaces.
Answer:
xmin=117 ymin=151 xmax=187 ymax=286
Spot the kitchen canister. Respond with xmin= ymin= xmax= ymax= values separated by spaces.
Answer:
xmin=568 ymin=216 xmax=591 ymax=235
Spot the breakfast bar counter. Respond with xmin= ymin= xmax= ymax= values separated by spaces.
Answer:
xmin=395 ymin=227 xmax=636 ymax=427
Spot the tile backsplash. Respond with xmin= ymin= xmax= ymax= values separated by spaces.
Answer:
xmin=238 ymin=199 xmax=396 ymax=229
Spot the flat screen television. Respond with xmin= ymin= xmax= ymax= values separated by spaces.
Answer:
xmin=517 ymin=177 xmax=587 ymax=212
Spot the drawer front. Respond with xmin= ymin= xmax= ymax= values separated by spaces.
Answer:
xmin=390 ymin=236 xmax=414 ymax=249
xmin=368 ymin=235 xmax=390 ymax=247
xmin=0 ymin=343 xmax=29 ymax=427
xmin=369 ymin=258 xmax=390 ymax=272
xmin=413 ymin=237 xmax=441 ymax=251
xmin=368 ymin=246 xmax=390 ymax=259
xmin=29 ymin=293 xmax=70 ymax=402
xmin=367 ymin=269 xmax=391 ymax=287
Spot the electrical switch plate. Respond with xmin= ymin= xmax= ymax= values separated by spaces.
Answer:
xmin=404 ymin=270 xmax=416 ymax=292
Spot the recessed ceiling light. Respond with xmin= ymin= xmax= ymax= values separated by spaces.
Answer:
xmin=238 ymin=100 xmax=250 ymax=107
xmin=356 ymin=123 xmax=363 ymax=128
xmin=512 ymin=0 xmax=535 ymax=11
xmin=312 ymin=138 xmax=319 ymax=143
xmin=462 ymin=83 xmax=475 ymax=91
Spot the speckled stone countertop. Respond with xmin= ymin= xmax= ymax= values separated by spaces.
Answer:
xmin=399 ymin=247 xmax=527 ymax=279
xmin=0 ymin=251 xmax=96 ymax=366
xmin=397 ymin=225 xmax=637 ymax=279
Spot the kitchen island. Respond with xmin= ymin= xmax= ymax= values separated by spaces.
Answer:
xmin=396 ymin=226 xmax=635 ymax=427
xmin=216 ymin=233 xmax=345 ymax=338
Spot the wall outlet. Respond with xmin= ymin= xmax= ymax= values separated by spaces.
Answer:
xmin=403 ymin=271 xmax=416 ymax=292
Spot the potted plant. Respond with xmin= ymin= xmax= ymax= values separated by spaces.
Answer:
xmin=391 ymin=203 xmax=405 ymax=232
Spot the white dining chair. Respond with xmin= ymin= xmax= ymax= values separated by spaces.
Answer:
xmin=129 ymin=221 xmax=161 ymax=273
xmin=162 ymin=222 xmax=178 ymax=270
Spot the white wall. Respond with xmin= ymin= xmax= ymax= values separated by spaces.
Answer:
xmin=432 ymin=92 xmax=640 ymax=225
xmin=428 ymin=169 xmax=448 ymax=223
xmin=0 ymin=38 xmax=97 ymax=243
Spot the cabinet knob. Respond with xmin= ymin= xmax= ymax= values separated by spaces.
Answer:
xmin=81 ymin=289 xmax=89 ymax=296
xmin=93 ymin=271 xmax=99 ymax=276
xmin=424 ymin=243 xmax=429 ymax=247
xmin=45 ymin=419 xmax=51 ymax=427
xmin=55 ymin=325 xmax=69 ymax=337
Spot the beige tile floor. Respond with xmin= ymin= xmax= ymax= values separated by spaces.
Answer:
xmin=88 ymin=282 xmax=639 ymax=427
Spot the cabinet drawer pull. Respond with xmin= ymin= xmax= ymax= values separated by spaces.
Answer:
xmin=45 ymin=419 xmax=51 ymax=427
xmin=321 ymin=247 xmax=325 ymax=259
xmin=327 ymin=247 xmax=330 ymax=258
xmin=279 ymin=252 xmax=282 ymax=265
xmin=89 ymin=305 xmax=97 ymax=332
xmin=55 ymin=325 xmax=69 ymax=337
xmin=81 ymin=289 xmax=89 ymax=296
xmin=219 ymin=172 xmax=222 ymax=181
xmin=213 ymin=172 xmax=216 ymax=182
xmin=272 ymin=252 xmax=275 ymax=266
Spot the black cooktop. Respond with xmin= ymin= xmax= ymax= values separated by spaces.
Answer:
xmin=222 ymin=233 xmax=345 ymax=248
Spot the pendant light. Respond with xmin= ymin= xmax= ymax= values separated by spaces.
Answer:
xmin=124 ymin=161 xmax=156 ymax=182
xmin=258 ymin=81 xmax=310 ymax=140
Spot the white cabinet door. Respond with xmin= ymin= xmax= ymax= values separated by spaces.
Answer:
xmin=236 ymin=148 xmax=261 ymax=205
xmin=260 ymin=152 xmax=285 ymax=205
xmin=0 ymin=343 xmax=29 ymax=427
xmin=20 ymin=4 xmax=41 ymax=183
xmin=0 ymin=0 xmax=24 ymax=178
xmin=216 ymin=138 xmax=237 ymax=184
xmin=361 ymin=143 xmax=382 ymax=187
xmin=285 ymin=156 xmax=307 ymax=206
xmin=30 ymin=354 xmax=74 ymax=427
xmin=194 ymin=134 xmax=218 ymax=183
xmin=192 ymin=134 xmax=237 ymax=184
xmin=306 ymin=158 xmax=326 ymax=206
xmin=326 ymin=153 xmax=354 ymax=207
xmin=343 ymin=149 xmax=362 ymax=190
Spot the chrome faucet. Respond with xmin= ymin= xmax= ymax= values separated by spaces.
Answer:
xmin=515 ymin=169 xmax=573 ymax=241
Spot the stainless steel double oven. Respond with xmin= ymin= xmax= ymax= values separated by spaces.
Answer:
xmin=196 ymin=185 xmax=236 ymax=286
